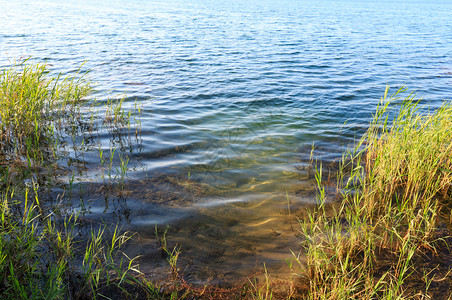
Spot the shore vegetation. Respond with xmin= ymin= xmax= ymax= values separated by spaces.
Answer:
xmin=293 ymin=86 xmax=452 ymax=299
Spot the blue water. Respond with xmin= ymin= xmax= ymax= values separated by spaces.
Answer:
xmin=2 ymin=0 xmax=452 ymax=282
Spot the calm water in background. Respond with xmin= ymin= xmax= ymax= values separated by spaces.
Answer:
xmin=1 ymin=0 xmax=452 ymax=283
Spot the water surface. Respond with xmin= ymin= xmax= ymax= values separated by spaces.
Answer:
xmin=1 ymin=0 xmax=452 ymax=284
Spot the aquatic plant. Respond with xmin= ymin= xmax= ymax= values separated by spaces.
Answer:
xmin=0 ymin=60 xmax=90 ymax=162
xmin=0 ymin=60 xmax=163 ymax=299
xmin=294 ymin=86 xmax=452 ymax=299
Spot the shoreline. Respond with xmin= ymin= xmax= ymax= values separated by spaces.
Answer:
xmin=1 ymin=63 xmax=451 ymax=299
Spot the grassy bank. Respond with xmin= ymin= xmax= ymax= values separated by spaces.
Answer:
xmin=293 ymin=86 xmax=452 ymax=299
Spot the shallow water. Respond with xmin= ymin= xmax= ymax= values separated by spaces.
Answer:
xmin=2 ymin=0 xmax=452 ymax=284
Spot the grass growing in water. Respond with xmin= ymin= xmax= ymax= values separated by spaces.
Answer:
xmin=294 ymin=86 xmax=452 ymax=299
xmin=0 ymin=61 xmax=88 ymax=186
xmin=0 ymin=60 xmax=166 ymax=299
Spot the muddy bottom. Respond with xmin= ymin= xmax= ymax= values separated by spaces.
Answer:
xmin=63 ymin=172 xmax=321 ymax=287
xmin=127 ymin=202 xmax=304 ymax=287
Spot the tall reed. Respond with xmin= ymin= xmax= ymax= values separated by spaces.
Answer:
xmin=296 ymin=86 xmax=452 ymax=299
xmin=0 ymin=60 xmax=90 ymax=156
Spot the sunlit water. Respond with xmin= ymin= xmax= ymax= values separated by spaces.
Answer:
xmin=1 ymin=0 xmax=452 ymax=284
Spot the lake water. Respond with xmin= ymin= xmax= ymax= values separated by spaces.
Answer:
xmin=1 ymin=0 xmax=452 ymax=285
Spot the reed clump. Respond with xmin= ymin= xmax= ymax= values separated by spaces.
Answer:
xmin=0 ymin=61 xmax=90 ymax=158
xmin=295 ymin=86 xmax=452 ymax=299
